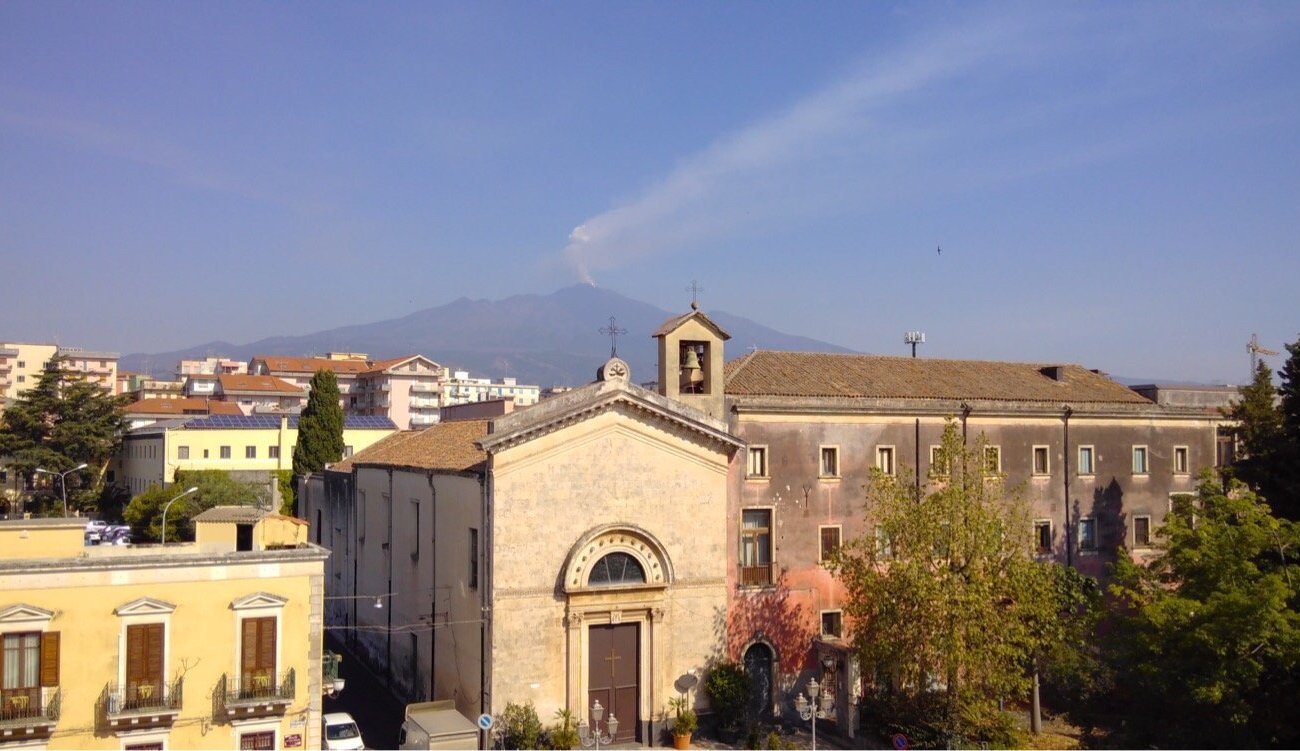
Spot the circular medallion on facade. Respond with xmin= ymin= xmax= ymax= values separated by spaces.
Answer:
xmin=598 ymin=356 xmax=630 ymax=383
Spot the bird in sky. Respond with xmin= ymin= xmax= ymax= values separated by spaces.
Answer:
xmin=937 ymin=245 xmax=942 ymax=255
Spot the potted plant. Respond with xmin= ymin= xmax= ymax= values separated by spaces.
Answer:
xmin=668 ymin=696 xmax=698 ymax=749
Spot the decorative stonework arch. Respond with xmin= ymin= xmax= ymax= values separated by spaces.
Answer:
xmin=563 ymin=524 xmax=674 ymax=593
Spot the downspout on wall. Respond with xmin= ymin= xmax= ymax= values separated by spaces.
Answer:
xmin=1063 ymin=405 xmax=1073 ymax=569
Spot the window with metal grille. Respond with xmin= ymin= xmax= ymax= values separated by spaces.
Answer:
xmin=587 ymin=552 xmax=646 ymax=586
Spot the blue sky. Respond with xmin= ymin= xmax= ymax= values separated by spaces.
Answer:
xmin=2 ymin=2 xmax=1297 ymax=383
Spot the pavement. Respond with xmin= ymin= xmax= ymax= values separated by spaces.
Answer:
xmin=323 ymin=634 xmax=407 ymax=750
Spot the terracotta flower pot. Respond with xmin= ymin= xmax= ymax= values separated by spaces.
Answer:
xmin=673 ymin=732 xmax=692 ymax=749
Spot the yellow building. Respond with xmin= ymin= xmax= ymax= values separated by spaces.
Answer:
xmin=115 ymin=414 xmax=398 ymax=499
xmin=0 ymin=508 xmax=326 ymax=750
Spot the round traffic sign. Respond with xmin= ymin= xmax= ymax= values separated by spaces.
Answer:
xmin=477 ymin=713 xmax=494 ymax=730
xmin=892 ymin=733 xmax=909 ymax=750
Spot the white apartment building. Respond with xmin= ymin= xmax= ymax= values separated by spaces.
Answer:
xmin=439 ymin=368 xmax=540 ymax=407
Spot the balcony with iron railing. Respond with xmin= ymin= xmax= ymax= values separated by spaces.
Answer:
xmin=218 ymin=668 xmax=295 ymax=719
xmin=103 ymin=679 xmax=183 ymax=730
xmin=739 ymin=563 xmax=774 ymax=587
xmin=0 ymin=686 xmax=59 ymax=740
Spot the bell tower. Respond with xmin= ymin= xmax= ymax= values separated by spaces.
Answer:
xmin=653 ymin=301 xmax=729 ymax=421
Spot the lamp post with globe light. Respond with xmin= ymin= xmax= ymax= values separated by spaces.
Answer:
xmin=34 ymin=463 xmax=88 ymax=517
xmin=795 ymin=677 xmax=835 ymax=751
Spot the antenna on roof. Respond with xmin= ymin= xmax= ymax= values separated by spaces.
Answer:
xmin=904 ymin=331 xmax=926 ymax=358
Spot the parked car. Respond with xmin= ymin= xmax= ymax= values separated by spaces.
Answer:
xmin=323 ymin=712 xmax=365 ymax=751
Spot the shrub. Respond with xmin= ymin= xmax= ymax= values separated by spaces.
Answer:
xmin=499 ymin=701 xmax=543 ymax=750
xmin=668 ymin=696 xmax=697 ymax=736
xmin=545 ymin=708 xmax=580 ymax=750
xmin=704 ymin=660 xmax=753 ymax=733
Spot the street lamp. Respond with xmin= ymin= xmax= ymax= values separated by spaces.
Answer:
xmin=794 ymin=677 xmax=835 ymax=751
xmin=160 ymin=487 xmax=199 ymax=544
xmin=34 ymin=463 xmax=88 ymax=518
xmin=577 ymin=699 xmax=619 ymax=750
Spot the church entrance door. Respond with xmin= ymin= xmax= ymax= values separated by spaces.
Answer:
xmin=587 ymin=623 xmax=639 ymax=744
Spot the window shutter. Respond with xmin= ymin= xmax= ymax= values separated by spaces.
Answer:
xmin=242 ymin=618 xmax=258 ymax=674
xmin=258 ymin=618 xmax=276 ymax=672
xmin=40 ymin=631 xmax=60 ymax=687
xmin=127 ymin=625 xmax=146 ymax=686
xmin=145 ymin=623 xmax=164 ymax=683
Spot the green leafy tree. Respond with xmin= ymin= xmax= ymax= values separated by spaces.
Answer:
xmin=831 ymin=421 xmax=1087 ymax=747
xmin=0 ymin=356 xmax=127 ymax=514
xmin=1225 ymin=360 xmax=1292 ymax=516
xmin=123 ymin=470 xmax=268 ymax=542
xmin=1087 ymin=477 xmax=1300 ymax=748
xmin=291 ymin=369 xmax=344 ymax=513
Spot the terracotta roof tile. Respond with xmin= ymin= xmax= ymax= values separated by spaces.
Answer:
xmin=252 ymin=356 xmax=373 ymax=376
xmin=724 ymin=351 xmax=1150 ymax=404
xmin=652 ymin=309 xmax=731 ymax=340
xmin=338 ymin=420 xmax=490 ymax=473
xmin=125 ymin=397 xmax=243 ymax=416
xmin=217 ymin=374 xmax=306 ymax=395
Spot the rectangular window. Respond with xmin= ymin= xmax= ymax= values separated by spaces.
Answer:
xmin=819 ymin=526 xmax=841 ymax=564
xmin=240 ymin=731 xmax=276 ymax=750
xmin=178 ymin=445 xmax=190 ymax=460
xmin=1079 ymin=518 xmax=1097 ymax=551
xmin=876 ymin=446 xmax=895 ymax=475
xmin=874 ymin=526 xmax=893 ymax=560
xmin=240 ymin=616 xmax=277 ymax=694
xmin=125 ymin=623 xmax=164 ymax=707
xmin=1174 ymin=446 xmax=1189 ymax=474
xmin=1134 ymin=516 xmax=1152 ymax=548
xmin=203 ymin=449 xmax=210 ymax=459
xmin=1078 ymin=446 xmax=1095 ymax=475
xmin=411 ymin=500 xmax=421 ymax=561
xmin=1032 ymin=446 xmax=1050 ymax=475
xmin=820 ymin=610 xmax=843 ymax=639
xmin=819 ymin=446 xmax=839 ymax=478
xmin=1133 ymin=446 xmax=1149 ymax=475
xmin=1034 ymin=520 xmax=1053 ymax=556
xmin=220 ymin=446 xmax=231 ymax=460
xmin=740 ymin=509 xmax=773 ymax=586
xmin=984 ymin=446 xmax=1001 ymax=474
xmin=344 ymin=445 xmax=354 ymax=458
xmin=929 ymin=446 xmax=949 ymax=477
xmin=245 ymin=445 xmax=257 ymax=459
xmin=746 ymin=446 xmax=768 ymax=478
xmin=468 ymin=528 xmax=479 ymax=589
xmin=268 ymin=445 xmax=280 ymax=459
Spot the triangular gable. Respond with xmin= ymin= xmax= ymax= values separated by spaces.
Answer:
xmin=113 ymin=597 xmax=177 ymax=617
xmin=0 ymin=604 xmax=55 ymax=626
xmin=230 ymin=592 xmax=289 ymax=611
xmin=652 ymin=308 xmax=731 ymax=341
xmin=479 ymin=378 xmax=742 ymax=454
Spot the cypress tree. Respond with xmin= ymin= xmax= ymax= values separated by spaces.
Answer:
xmin=293 ymin=369 xmax=345 ymax=480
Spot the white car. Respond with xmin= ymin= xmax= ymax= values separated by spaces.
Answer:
xmin=323 ymin=712 xmax=365 ymax=750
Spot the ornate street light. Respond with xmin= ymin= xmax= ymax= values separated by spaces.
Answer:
xmin=35 ymin=463 xmax=88 ymax=518
xmin=159 ymin=487 xmax=199 ymax=544
xmin=794 ymin=677 xmax=835 ymax=751
xmin=577 ymin=699 xmax=619 ymax=750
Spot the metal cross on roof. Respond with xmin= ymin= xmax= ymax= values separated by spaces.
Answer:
xmin=687 ymin=280 xmax=704 ymax=310
xmin=600 ymin=315 xmax=628 ymax=358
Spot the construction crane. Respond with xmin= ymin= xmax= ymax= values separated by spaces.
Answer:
xmin=1248 ymin=333 xmax=1279 ymax=377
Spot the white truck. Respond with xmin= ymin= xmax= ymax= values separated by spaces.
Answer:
xmin=396 ymin=700 xmax=480 ymax=750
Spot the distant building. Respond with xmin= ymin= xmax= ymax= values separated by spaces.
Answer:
xmin=1 ymin=342 xmax=118 ymax=415
xmin=248 ymin=355 xmax=372 ymax=406
xmin=113 ymin=414 xmax=397 ymax=502
xmin=120 ymin=373 xmax=184 ymax=402
xmin=213 ymin=374 xmax=308 ymax=415
xmin=123 ymin=397 xmax=243 ymax=429
xmin=54 ymin=347 xmax=120 ymax=394
xmin=351 ymin=355 xmax=443 ymax=430
xmin=177 ymin=356 xmax=247 ymax=377
xmin=440 ymin=368 xmax=540 ymax=408
xmin=0 ymin=509 xmax=326 ymax=749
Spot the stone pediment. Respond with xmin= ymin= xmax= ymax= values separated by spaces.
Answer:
xmin=114 ymin=597 xmax=177 ymax=616
xmin=0 ymin=603 xmax=55 ymax=626
xmin=479 ymin=378 xmax=742 ymax=454
xmin=230 ymin=592 xmax=289 ymax=611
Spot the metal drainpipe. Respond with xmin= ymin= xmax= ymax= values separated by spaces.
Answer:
xmin=914 ymin=418 xmax=921 ymax=500
xmin=960 ymin=403 xmax=971 ymax=445
xmin=480 ymin=458 xmax=493 ymax=750
xmin=387 ymin=468 xmax=394 ymax=688
xmin=429 ymin=473 xmax=437 ymax=702
xmin=1063 ymin=406 xmax=1073 ymax=569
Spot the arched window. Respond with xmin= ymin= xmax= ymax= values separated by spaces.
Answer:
xmin=587 ymin=552 xmax=646 ymax=586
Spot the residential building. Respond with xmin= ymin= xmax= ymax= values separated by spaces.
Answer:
xmin=119 ymin=374 xmax=184 ymax=402
xmin=213 ymin=375 xmax=308 ymax=416
xmin=0 ymin=509 xmax=326 ymax=750
xmin=247 ymin=356 xmax=371 ymax=406
xmin=54 ymin=348 xmax=119 ymax=395
xmin=0 ymin=343 xmax=58 ymax=415
xmin=719 ymin=349 xmax=1219 ymax=733
xmin=114 ymin=414 xmax=397 ymax=502
xmin=350 ymin=355 xmax=442 ymax=430
xmin=301 ymin=352 xmax=741 ymax=745
xmin=439 ymin=369 xmax=540 ymax=408
xmin=177 ymin=357 xmax=248 ymax=377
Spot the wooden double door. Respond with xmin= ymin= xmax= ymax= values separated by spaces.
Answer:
xmin=587 ymin=623 xmax=639 ymax=744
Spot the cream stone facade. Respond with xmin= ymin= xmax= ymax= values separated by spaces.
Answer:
xmin=0 ymin=511 xmax=326 ymax=750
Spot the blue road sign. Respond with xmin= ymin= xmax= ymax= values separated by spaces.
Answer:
xmin=478 ymin=714 xmax=494 ymax=730
xmin=892 ymin=733 xmax=909 ymax=750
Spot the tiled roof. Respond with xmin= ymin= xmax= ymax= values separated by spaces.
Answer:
xmin=193 ymin=506 xmax=271 ymax=523
xmin=652 ymin=308 xmax=732 ymax=340
xmin=724 ymin=350 xmax=1151 ymax=404
xmin=252 ymin=356 xmax=372 ymax=376
xmin=338 ymin=420 xmax=490 ymax=474
xmin=217 ymin=374 xmax=306 ymax=395
xmin=125 ymin=398 xmax=243 ymax=416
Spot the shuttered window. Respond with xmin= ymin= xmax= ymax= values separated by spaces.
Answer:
xmin=241 ymin=617 xmax=276 ymax=691
xmin=126 ymin=624 xmax=163 ymax=703
xmin=40 ymin=632 xmax=59 ymax=687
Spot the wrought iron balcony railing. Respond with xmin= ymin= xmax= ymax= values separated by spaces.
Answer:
xmin=224 ymin=668 xmax=295 ymax=705
xmin=0 ymin=686 xmax=59 ymax=726
xmin=105 ymin=679 xmax=183 ymax=716
xmin=740 ymin=563 xmax=773 ymax=587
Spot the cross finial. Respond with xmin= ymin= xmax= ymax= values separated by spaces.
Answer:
xmin=599 ymin=315 xmax=627 ymax=358
xmin=687 ymin=280 xmax=703 ymax=310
